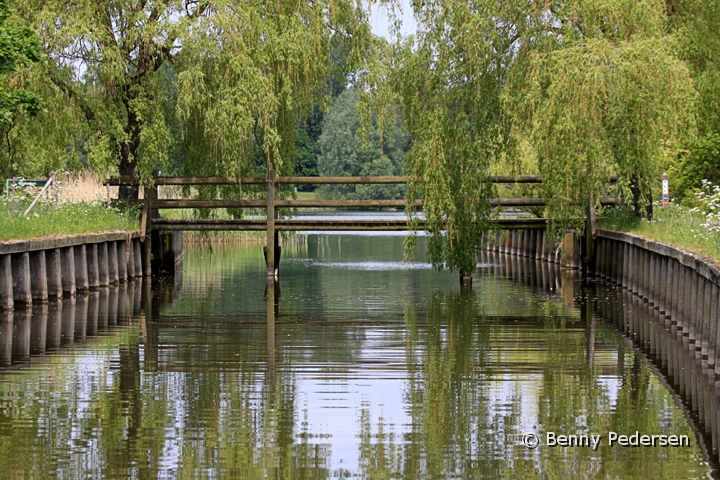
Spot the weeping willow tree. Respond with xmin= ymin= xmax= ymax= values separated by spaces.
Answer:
xmin=507 ymin=0 xmax=697 ymax=228
xmin=12 ymin=0 xmax=375 ymax=199
xmin=174 ymin=1 xmax=375 ymax=178
xmin=669 ymin=0 xmax=720 ymax=137
xmin=362 ymin=0 xmax=696 ymax=275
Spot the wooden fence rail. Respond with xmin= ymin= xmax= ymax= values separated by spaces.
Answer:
xmin=105 ymin=172 xmax=619 ymax=280
xmin=107 ymin=174 xmax=619 ymax=186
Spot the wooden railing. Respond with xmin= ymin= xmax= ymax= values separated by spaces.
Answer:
xmin=106 ymin=172 xmax=618 ymax=278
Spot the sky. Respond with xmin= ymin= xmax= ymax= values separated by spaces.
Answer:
xmin=368 ymin=1 xmax=418 ymax=39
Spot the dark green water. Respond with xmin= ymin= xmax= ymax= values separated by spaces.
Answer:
xmin=0 ymin=234 xmax=715 ymax=478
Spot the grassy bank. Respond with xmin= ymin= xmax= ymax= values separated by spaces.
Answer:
xmin=0 ymin=198 xmax=139 ymax=242
xmin=598 ymin=203 xmax=720 ymax=265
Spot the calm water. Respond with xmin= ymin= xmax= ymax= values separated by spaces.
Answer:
xmin=0 ymin=234 xmax=717 ymax=478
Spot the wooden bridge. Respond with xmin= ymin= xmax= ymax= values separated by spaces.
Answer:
xmin=107 ymin=172 xmax=618 ymax=281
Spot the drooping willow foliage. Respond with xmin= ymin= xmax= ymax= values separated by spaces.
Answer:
xmin=670 ymin=0 xmax=720 ymax=137
xmin=360 ymin=2 xmax=528 ymax=274
xmin=361 ymin=0 xmax=697 ymax=274
xmin=12 ymin=0 xmax=375 ymax=199
xmin=175 ymin=1 xmax=375 ymax=178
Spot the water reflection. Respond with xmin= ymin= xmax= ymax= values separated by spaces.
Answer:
xmin=0 ymin=281 xmax=145 ymax=371
xmin=0 ymin=236 xmax=716 ymax=478
xmin=594 ymin=281 xmax=720 ymax=466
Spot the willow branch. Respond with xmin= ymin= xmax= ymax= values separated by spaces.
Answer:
xmin=48 ymin=70 xmax=98 ymax=124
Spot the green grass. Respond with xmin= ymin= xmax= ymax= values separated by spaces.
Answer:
xmin=295 ymin=191 xmax=318 ymax=200
xmin=0 ymin=197 xmax=140 ymax=242
xmin=598 ymin=204 xmax=720 ymax=265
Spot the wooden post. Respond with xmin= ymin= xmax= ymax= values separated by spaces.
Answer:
xmin=509 ymin=231 xmax=516 ymax=256
xmin=657 ymin=256 xmax=668 ymax=313
xmin=143 ymin=183 xmax=157 ymax=277
xmin=29 ymin=250 xmax=48 ymax=303
xmin=0 ymin=255 xmax=12 ymax=311
xmin=74 ymin=245 xmax=89 ymax=294
xmin=133 ymin=239 xmax=143 ymax=278
xmin=87 ymin=244 xmax=99 ymax=291
xmin=12 ymin=252 xmax=32 ymax=306
xmin=46 ymin=249 xmax=63 ymax=299
xmin=266 ymin=170 xmax=277 ymax=279
xmin=98 ymin=242 xmax=109 ymax=287
xmin=621 ymin=243 xmax=629 ymax=287
xmin=108 ymin=241 xmax=119 ymax=285
xmin=117 ymin=241 xmax=128 ymax=282
xmin=708 ymin=283 xmax=719 ymax=367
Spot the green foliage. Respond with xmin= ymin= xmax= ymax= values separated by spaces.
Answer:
xmin=362 ymin=0 xmax=696 ymax=273
xmin=293 ymin=107 xmax=323 ymax=192
xmin=669 ymin=0 xmax=720 ymax=136
xmin=0 ymin=0 xmax=42 ymax=118
xmin=362 ymin=2 xmax=529 ymax=273
xmin=9 ymin=0 xmax=374 ymax=200
xmin=317 ymin=88 xmax=405 ymax=200
xmin=0 ymin=0 xmax=43 ymax=181
xmin=671 ymin=133 xmax=720 ymax=202
xmin=508 ymin=0 xmax=695 ymax=232
xmin=174 ymin=0 xmax=373 ymax=180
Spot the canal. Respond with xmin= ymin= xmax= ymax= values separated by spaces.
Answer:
xmin=0 ymin=233 xmax=716 ymax=478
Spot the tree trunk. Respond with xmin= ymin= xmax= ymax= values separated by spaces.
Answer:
xmin=118 ymin=106 xmax=141 ymax=200
xmin=630 ymin=173 xmax=653 ymax=220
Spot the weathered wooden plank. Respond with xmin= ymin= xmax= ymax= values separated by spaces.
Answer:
xmin=107 ymin=174 xmax=620 ymax=186
xmin=106 ymin=176 xmax=266 ymax=186
xmin=151 ymin=197 xmax=618 ymax=209
xmin=152 ymin=199 xmax=266 ymax=208
xmin=151 ymin=218 xmax=548 ymax=231
xmin=278 ymin=176 xmax=408 ymax=184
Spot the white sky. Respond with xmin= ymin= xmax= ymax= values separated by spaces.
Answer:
xmin=368 ymin=1 xmax=418 ymax=39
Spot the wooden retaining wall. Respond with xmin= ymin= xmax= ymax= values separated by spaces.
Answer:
xmin=483 ymin=229 xmax=582 ymax=269
xmin=0 ymin=232 xmax=146 ymax=311
xmin=594 ymin=228 xmax=720 ymax=375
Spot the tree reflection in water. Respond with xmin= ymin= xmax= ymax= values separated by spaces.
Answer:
xmin=0 ymin=236 xmax=715 ymax=478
